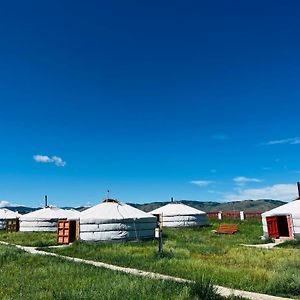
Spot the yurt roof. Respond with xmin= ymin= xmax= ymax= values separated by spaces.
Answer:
xmin=262 ymin=200 xmax=300 ymax=217
xmin=0 ymin=208 xmax=21 ymax=219
xmin=150 ymin=203 xmax=206 ymax=216
xmin=80 ymin=200 xmax=155 ymax=220
xmin=20 ymin=206 xmax=79 ymax=220
xmin=64 ymin=209 xmax=81 ymax=218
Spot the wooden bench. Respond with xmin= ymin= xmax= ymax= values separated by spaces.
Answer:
xmin=215 ymin=224 xmax=238 ymax=234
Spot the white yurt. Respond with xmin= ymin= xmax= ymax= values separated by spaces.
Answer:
xmin=20 ymin=206 xmax=80 ymax=232
xmin=150 ymin=202 xmax=208 ymax=227
xmin=79 ymin=199 xmax=157 ymax=242
xmin=0 ymin=209 xmax=21 ymax=230
xmin=262 ymin=200 xmax=300 ymax=240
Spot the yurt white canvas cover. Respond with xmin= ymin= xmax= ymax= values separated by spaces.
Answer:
xmin=262 ymin=200 xmax=300 ymax=240
xmin=0 ymin=209 xmax=20 ymax=230
xmin=20 ymin=207 xmax=79 ymax=232
xmin=150 ymin=203 xmax=208 ymax=227
xmin=79 ymin=199 xmax=157 ymax=242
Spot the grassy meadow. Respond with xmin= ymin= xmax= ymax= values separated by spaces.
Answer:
xmin=44 ymin=220 xmax=300 ymax=299
xmin=1 ymin=220 xmax=299 ymax=298
xmin=0 ymin=231 xmax=57 ymax=247
xmin=0 ymin=244 xmax=244 ymax=300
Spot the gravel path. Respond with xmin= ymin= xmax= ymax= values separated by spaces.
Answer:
xmin=241 ymin=240 xmax=285 ymax=249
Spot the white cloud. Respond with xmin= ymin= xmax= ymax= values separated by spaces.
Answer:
xmin=224 ymin=184 xmax=296 ymax=202
xmin=233 ymin=176 xmax=262 ymax=186
xmin=190 ymin=180 xmax=214 ymax=187
xmin=33 ymin=154 xmax=66 ymax=167
xmin=210 ymin=169 xmax=217 ymax=173
xmin=51 ymin=156 xmax=66 ymax=167
xmin=211 ymin=134 xmax=229 ymax=140
xmin=262 ymin=137 xmax=300 ymax=146
xmin=0 ymin=200 xmax=11 ymax=208
xmin=33 ymin=155 xmax=53 ymax=163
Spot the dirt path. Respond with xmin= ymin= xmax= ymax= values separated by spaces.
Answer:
xmin=241 ymin=238 xmax=287 ymax=249
xmin=0 ymin=241 xmax=293 ymax=300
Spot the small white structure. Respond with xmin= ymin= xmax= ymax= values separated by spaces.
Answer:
xmin=79 ymin=199 xmax=157 ymax=242
xmin=150 ymin=203 xmax=208 ymax=227
xmin=0 ymin=209 xmax=21 ymax=230
xmin=262 ymin=200 xmax=300 ymax=240
xmin=218 ymin=211 xmax=222 ymax=220
xmin=240 ymin=211 xmax=245 ymax=221
xmin=20 ymin=206 xmax=80 ymax=232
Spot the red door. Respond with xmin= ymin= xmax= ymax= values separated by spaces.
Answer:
xmin=266 ymin=216 xmax=279 ymax=238
xmin=287 ymin=216 xmax=294 ymax=239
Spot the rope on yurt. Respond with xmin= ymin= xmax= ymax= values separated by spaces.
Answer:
xmin=133 ymin=218 xmax=138 ymax=240
xmin=116 ymin=203 xmax=125 ymax=219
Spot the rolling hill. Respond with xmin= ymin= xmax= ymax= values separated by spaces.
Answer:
xmin=129 ymin=199 xmax=286 ymax=213
xmin=3 ymin=199 xmax=286 ymax=214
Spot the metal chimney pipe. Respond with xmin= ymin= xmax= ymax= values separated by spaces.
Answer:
xmin=45 ymin=195 xmax=48 ymax=207
xmin=297 ymin=182 xmax=300 ymax=199
xmin=171 ymin=197 xmax=174 ymax=203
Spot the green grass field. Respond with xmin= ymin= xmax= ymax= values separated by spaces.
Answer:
xmin=277 ymin=239 xmax=300 ymax=249
xmin=0 ymin=244 xmax=244 ymax=300
xmin=1 ymin=220 xmax=299 ymax=298
xmin=0 ymin=231 xmax=57 ymax=247
xmin=45 ymin=220 xmax=300 ymax=299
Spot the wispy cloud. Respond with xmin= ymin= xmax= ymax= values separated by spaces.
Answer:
xmin=0 ymin=200 xmax=11 ymax=208
xmin=262 ymin=137 xmax=300 ymax=146
xmin=224 ymin=184 xmax=296 ymax=202
xmin=33 ymin=154 xmax=66 ymax=167
xmin=190 ymin=180 xmax=214 ymax=187
xmin=233 ymin=176 xmax=262 ymax=186
xmin=211 ymin=134 xmax=229 ymax=140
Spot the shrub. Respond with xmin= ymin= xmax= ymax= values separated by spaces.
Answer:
xmin=189 ymin=275 xmax=222 ymax=300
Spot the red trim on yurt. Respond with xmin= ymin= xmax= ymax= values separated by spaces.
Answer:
xmin=287 ymin=215 xmax=294 ymax=239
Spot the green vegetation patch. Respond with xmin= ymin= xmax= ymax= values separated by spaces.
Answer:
xmin=276 ymin=240 xmax=300 ymax=249
xmin=47 ymin=220 xmax=300 ymax=298
xmin=0 ymin=231 xmax=57 ymax=247
xmin=0 ymin=244 xmax=244 ymax=300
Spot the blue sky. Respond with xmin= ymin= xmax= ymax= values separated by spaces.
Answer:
xmin=1 ymin=1 xmax=300 ymax=207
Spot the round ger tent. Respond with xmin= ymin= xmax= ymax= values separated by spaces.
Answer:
xmin=20 ymin=206 xmax=79 ymax=232
xmin=150 ymin=203 xmax=208 ymax=227
xmin=262 ymin=200 xmax=300 ymax=240
xmin=79 ymin=199 xmax=157 ymax=242
xmin=0 ymin=209 xmax=21 ymax=230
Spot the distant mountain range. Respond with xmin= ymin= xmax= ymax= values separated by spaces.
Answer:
xmin=129 ymin=199 xmax=286 ymax=213
xmin=1 ymin=206 xmax=87 ymax=214
xmin=1 ymin=206 xmax=37 ymax=214
xmin=2 ymin=199 xmax=286 ymax=214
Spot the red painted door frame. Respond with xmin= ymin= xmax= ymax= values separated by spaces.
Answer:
xmin=266 ymin=216 xmax=279 ymax=238
xmin=287 ymin=215 xmax=294 ymax=239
